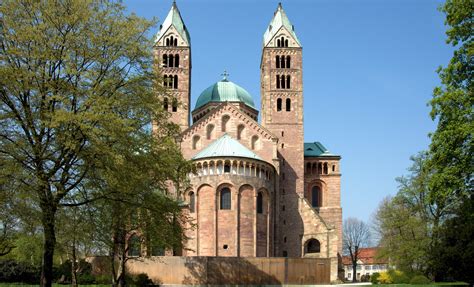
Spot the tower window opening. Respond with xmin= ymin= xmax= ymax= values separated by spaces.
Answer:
xmin=257 ymin=192 xmax=263 ymax=214
xmin=318 ymin=163 xmax=322 ymax=175
xmin=311 ymin=186 xmax=321 ymax=208
xmin=206 ymin=124 xmax=214 ymax=140
xmin=237 ymin=124 xmax=245 ymax=140
xmin=163 ymin=97 xmax=169 ymax=111
xmin=276 ymin=75 xmax=280 ymax=89
xmin=189 ymin=191 xmax=195 ymax=213
xmin=306 ymin=239 xmax=321 ymax=254
xmin=284 ymin=236 xmax=287 ymax=243
xmin=220 ymin=188 xmax=231 ymax=210
xmin=286 ymin=56 xmax=291 ymax=68
xmin=277 ymin=98 xmax=282 ymax=111
xmin=172 ymin=98 xmax=178 ymax=112
xmin=280 ymin=55 xmax=285 ymax=68
xmin=286 ymin=75 xmax=291 ymax=89
xmin=173 ymin=75 xmax=178 ymax=89
xmin=332 ymin=165 xmax=336 ymax=172
xmin=281 ymin=131 xmax=284 ymax=137
xmin=221 ymin=115 xmax=230 ymax=132
xmin=174 ymin=38 xmax=178 ymax=46
xmin=284 ymin=39 xmax=288 ymax=47
xmin=168 ymin=54 xmax=174 ymax=67
xmin=163 ymin=54 xmax=168 ymax=67
xmin=175 ymin=54 xmax=179 ymax=67
xmin=192 ymin=135 xmax=200 ymax=150
xmin=224 ymin=163 xmax=231 ymax=173
xmin=323 ymin=162 xmax=328 ymax=174
xmin=276 ymin=55 xmax=280 ymax=68
xmin=286 ymin=98 xmax=291 ymax=111
xmin=280 ymin=75 xmax=286 ymax=89
xmin=251 ymin=135 xmax=259 ymax=150
xmin=277 ymin=39 xmax=281 ymax=47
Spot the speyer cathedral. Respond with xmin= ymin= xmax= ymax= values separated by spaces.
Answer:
xmin=153 ymin=2 xmax=342 ymax=261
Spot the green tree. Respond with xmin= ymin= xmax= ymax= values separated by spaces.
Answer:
xmin=0 ymin=1 xmax=184 ymax=286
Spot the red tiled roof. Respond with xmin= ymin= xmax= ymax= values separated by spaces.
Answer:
xmin=342 ymin=247 xmax=388 ymax=265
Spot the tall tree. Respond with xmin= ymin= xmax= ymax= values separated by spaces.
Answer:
xmin=0 ymin=1 xmax=183 ymax=286
xmin=343 ymin=218 xmax=371 ymax=282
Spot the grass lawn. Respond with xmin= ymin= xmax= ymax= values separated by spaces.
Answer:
xmin=371 ymin=284 xmax=468 ymax=287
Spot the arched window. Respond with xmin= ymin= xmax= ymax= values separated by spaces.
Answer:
xmin=285 ymin=39 xmax=288 ymax=47
xmin=175 ymin=54 xmax=179 ymax=67
xmin=277 ymin=98 xmax=282 ymax=111
xmin=224 ymin=163 xmax=231 ymax=173
xmin=192 ymin=135 xmax=200 ymax=150
xmin=276 ymin=55 xmax=280 ymax=68
xmin=128 ymin=234 xmax=141 ymax=257
xmin=163 ymin=75 xmax=168 ymax=88
xmin=286 ymin=75 xmax=291 ymax=89
xmin=251 ymin=135 xmax=259 ymax=150
xmin=280 ymin=55 xmax=285 ymax=68
xmin=280 ymin=75 xmax=286 ymax=89
xmin=237 ymin=124 xmax=245 ymax=140
xmin=311 ymin=186 xmax=321 ymax=208
xmin=169 ymin=54 xmax=174 ymax=67
xmin=206 ymin=124 xmax=214 ymax=140
xmin=189 ymin=192 xmax=195 ymax=213
xmin=173 ymin=75 xmax=178 ymax=89
xmin=172 ymin=98 xmax=178 ymax=112
xmin=173 ymin=38 xmax=178 ymax=46
xmin=323 ymin=162 xmax=328 ymax=174
xmin=221 ymin=115 xmax=230 ymax=132
xmin=280 ymin=37 xmax=285 ymax=47
xmin=257 ymin=192 xmax=263 ymax=214
xmin=306 ymin=239 xmax=320 ymax=253
xmin=306 ymin=162 xmax=311 ymax=173
xmin=286 ymin=56 xmax=291 ymax=68
xmin=286 ymin=98 xmax=291 ymax=111
xmin=332 ymin=165 xmax=336 ymax=172
xmin=166 ymin=38 xmax=170 ymax=46
xmin=163 ymin=97 xmax=169 ymax=111
xmin=163 ymin=54 xmax=168 ymax=67
xmin=318 ymin=163 xmax=322 ymax=175
xmin=220 ymin=188 xmax=231 ymax=210
xmin=277 ymin=39 xmax=281 ymax=47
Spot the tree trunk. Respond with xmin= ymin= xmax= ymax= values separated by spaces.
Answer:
xmin=40 ymin=202 xmax=57 ymax=287
xmin=71 ymin=240 xmax=78 ymax=287
xmin=352 ymin=262 xmax=357 ymax=282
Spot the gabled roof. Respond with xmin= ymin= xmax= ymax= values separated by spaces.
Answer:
xmin=304 ymin=142 xmax=338 ymax=157
xmin=154 ymin=1 xmax=190 ymax=45
xmin=263 ymin=3 xmax=301 ymax=47
xmin=342 ymin=248 xmax=388 ymax=265
xmin=192 ymin=134 xmax=262 ymax=161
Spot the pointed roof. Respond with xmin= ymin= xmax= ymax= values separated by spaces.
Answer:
xmin=192 ymin=134 xmax=262 ymax=161
xmin=154 ymin=1 xmax=190 ymax=45
xmin=263 ymin=3 xmax=300 ymax=47
xmin=304 ymin=142 xmax=338 ymax=157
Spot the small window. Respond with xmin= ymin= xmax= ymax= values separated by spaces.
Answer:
xmin=276 ymin=55 xmax=280 ymax=68
xmin=237 ymin=124 xmax=245 ymax=140
xmin=286 ymin=75 xmax=291 ymax=89
xmin=173 ymin=75 xmax=178 ymax=89
xmin=284 ymin=236 xmax=287 ymax=243
xmin=221 ymin=115 xmax=230 ymax=132
xmin=192 ymin=135 xmax=200 ymax=150
xmin=163 ymin=54 xmax=168 ymax=67
xmin=151 ymin=244 xmax=164 ymax=256
xmin=283 ymin=251 xmax=288 ymax=257
xmin=286 ymin=99 xmax=291 ymax=111
xmin=175 ymin=54 xmax=179 ymax=67
xmin=332 ymin=165 xmax=336 ymax=172
xmin=220 ymin=188 xmax=231 ymax=210
xmin=128 ymin=234 xmax=141 ymax=257
xmin=206 ymin=124 xmax=214 ymax=140
xmin=172 ymin=98 xmax=178 ymax=112
xmin=189 ymin=192 xmax=195 ymax=213
xmin=251 ymin=135 xmax=259 ymax=150
xmin=223 ymin=244 xmax=228 ymax=250
xmin=311 ymin=186 xmax=321 ymax=208
xmin=277 ymin=39 xmax=281 ymax=47
xmin=286 ymin=56 xmax=291 ymax=68
xmin=323 ymin=162 xmax=328 ymax=174
xmin=281 ymin=131 xmax=284 ymax=137
xmin=282 ymin=205 xmax=285 ymax=211
xmin=163 ymin=97 xmax=169 ymax=111
xmin=277 ymin=98 xmax=282 ymax=111
xmin=257 ymin=192 xmax=263 ymax=214
xmin=306 ymin=239 xmax=320 ymax=253
xmin=224 ymin=163 xmax=230 ymax=173
xmin=276 ymin=75 xmax=280 ymax=89
xmin=168 ymin=54 xmax=174 ymax=67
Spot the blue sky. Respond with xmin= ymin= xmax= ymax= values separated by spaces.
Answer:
xmin=124 ymin=0 xmax=452 ymax=222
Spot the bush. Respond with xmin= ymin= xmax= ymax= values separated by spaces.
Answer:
xmin=410 ymin=274 xmax=432 ymax=285
xmin=360 ymin=274 xmax=371 ymax=282
xmin=0 ymin=259 xmax=40 ymax=284
xmin=389 ymin=269 xmax=410 ymax=284
xmin=378 ymin=271 xmax=393 ymax=284
xmin=133 ymin=273 xmax=154 ymax=286
xmin=95 ymin=274 xmax=112 ymax=284
xmin=371 ymin=272 xmax=380 ymax=284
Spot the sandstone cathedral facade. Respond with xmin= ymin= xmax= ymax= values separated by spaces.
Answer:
xmin=153 ymin=2 xmax=342 ymax=261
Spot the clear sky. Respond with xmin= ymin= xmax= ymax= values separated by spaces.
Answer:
xmin=124 ymin=0 xmax=453 ymax=222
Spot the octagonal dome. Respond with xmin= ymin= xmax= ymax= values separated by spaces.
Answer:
xmin=194 ymin=78 xmax=255 ymax=110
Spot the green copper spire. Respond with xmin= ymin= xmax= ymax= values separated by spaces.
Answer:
xmin=263 ymin=3 xmax=300 ymax=47
xmin=154 ymin=1 xmax=190 ymax=45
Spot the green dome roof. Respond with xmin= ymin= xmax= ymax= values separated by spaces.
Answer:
xmin=194 ymin=79 xmax=255 ymax=110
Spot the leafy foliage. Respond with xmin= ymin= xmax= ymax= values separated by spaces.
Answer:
xmin=0 ymin=259 xmax=40 ymax=283
xmin=410 ymin=274 xmax=432 ymax=285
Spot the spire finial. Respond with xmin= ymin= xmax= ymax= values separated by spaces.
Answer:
xmin=221 ymin=70 xmax=229 ymax=81
xmin=278 ymin=2 xmax=283 ymax=9
xmin=172 ymin=0 xmax=177 ymax=8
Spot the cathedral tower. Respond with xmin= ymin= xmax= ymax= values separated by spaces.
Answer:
xmin=154 ymin=1 xmax=191 ymax=130
xmin=261 ymin=3 xmax=305 ymax=257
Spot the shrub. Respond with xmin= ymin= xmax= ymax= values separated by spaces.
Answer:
xmin=360 ymin=274 xmax=371 ymax=282
xmin=134 ymin=273 xmax=154 ymax=286
xmin=410 ymin=274 xmax=432 ymax=285
xmin=389 ymin=269 xmax=410 ymax=284
xmin=0 ymin=259 xmax=40 ymax=283
xmin=371 ymin=272 xmax=380 ymax=284
xmin=95 ymin=274 xmax=112 ymax=284
xmin=378 ymin=271 xmax=393 ymax=284
xmin=78 ymin=273 xmax=96 ymax=284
